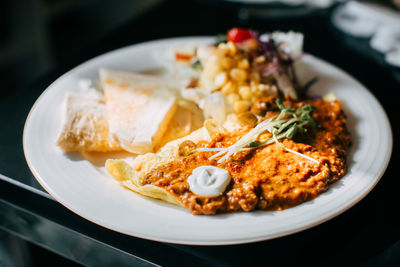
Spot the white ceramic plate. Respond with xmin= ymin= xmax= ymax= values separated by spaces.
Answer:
xmin=23 ymin=37 xmax=392 ymax=245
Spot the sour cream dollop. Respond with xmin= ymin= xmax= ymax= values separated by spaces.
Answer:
xmin=187 ymin=166 xmax=231 ymax=197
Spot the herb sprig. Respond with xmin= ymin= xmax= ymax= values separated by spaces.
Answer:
xmin=249 ymin=99 xmax=320 ymax=148
xmin=198 ymin=99 xmax=320 ymax=163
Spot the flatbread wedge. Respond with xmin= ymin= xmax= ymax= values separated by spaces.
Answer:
xmin=105 ymin=159 xmax=183 ymax=207
xmin=56 ymin=93 xmax=121 ymax=152
xmin=100 ymin=68 xmax=188 ymax=154
xmin=154 ymin=99 xmax=204 ymax=152
xmin=105 ymin=129 xmax=208 ymax=208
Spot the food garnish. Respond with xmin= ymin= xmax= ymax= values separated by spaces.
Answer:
xmin=198 ymin=99 xmax=320 ymax=164
xmin=187 ymin=166 xmax=231 ymax=197
xmin=227 ymin=28 xmax=253 ymax=43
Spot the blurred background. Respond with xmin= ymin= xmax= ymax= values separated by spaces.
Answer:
xmin=1 ymin=0 xmax=399 ymax=266
xmin=0 ymin=0 xmax=163 ymax=100
xmin=1 ymin=0 xmax=399 ymax=100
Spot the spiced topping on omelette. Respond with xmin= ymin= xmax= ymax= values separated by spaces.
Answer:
xmin=141 ymin=97 xmax=350 ymax=215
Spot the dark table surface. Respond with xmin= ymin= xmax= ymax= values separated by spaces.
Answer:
xmin=1 ymin=0 xmax=399 ymax=266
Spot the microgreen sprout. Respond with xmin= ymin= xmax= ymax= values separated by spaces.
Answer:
xmin=198 ymin=99 xmax=320 ymax=164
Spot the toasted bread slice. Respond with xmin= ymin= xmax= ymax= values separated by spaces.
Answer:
xmin=56 ymin=93 xmax=121 ymax=152
xmin=100 ymin=69 xmax=181 ymax=154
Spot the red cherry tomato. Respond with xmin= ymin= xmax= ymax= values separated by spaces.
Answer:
xmin=227 ymin=28 xmax=253 ymax=43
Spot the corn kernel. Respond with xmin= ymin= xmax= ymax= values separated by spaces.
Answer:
xmin=227 ymin=41 xmax=237 ymax=55
xmin=221 ymin=56 xmax=233 ymax=69
xmin=239 ymin=86 xmax=252 ymax=100
xmin=230 ymin=68 xmax=247 ymax=83
xmin=221 ymin=81 xmax=236 ymax=94
xmin=218 ymin=42 xmax=228 ymax=50
xmin=258 ymin=83 xmax=270 ymax=91
xmin=237 ymin=58 xmax=250 ymax=69
xmin=250 ymin=80 xmax=259 ymax=90
xmin=214 ymin=72 xmax=227 ymax=88
xmin=233 ymin=100 xmax=252 ymax=113
xmin=227 ymin=93 xmax=241 ymax=104
xmin=253 ymin=55 xmax=266 ymax=64
xmin=257 ymin=83 xmax=274 ymax=96
xmin=249 ymin=71 xmax=261 ymax=82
